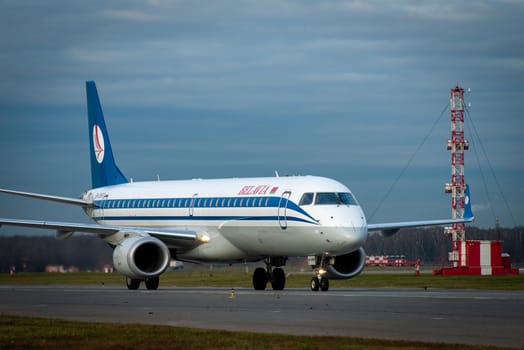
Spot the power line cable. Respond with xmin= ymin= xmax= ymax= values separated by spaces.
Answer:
xmin=465 ymin=112 xmax=498 ymax=224
xmin=465 ymin=108 xmax=517 ymax=227
xmin=369 ymin=101 xmax=450 ymax=221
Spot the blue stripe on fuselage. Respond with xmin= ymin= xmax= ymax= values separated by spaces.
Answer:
xmin=93 ymin=195 xmax=317 ymax=223
xmin=92 ymin=215 xmax=317 ymax=225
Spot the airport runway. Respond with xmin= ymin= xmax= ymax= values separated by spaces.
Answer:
xmin=1 ymin=285 xmax=523 ymax=348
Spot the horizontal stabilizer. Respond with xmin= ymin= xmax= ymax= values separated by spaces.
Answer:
xmin=0 ymin=188 xmax=90 ymax=207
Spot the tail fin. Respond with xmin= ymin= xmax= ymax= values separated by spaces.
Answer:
xmin=464 ymin=184 xmax=474 ymax=221
xmin=86 ymin=81 xmax=128 ymax=189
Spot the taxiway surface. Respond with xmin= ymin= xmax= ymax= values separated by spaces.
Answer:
xmin=1 ymin=285 xmax=523 ymax=348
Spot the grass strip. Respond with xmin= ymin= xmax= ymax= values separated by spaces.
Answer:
xmin=1 ymin=269 xmax=523 ymax=290
xmin=0 ymin=315 xmax=507 ymax=350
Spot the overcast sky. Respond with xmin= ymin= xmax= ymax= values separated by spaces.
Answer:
xmin=0 ymin=0 xmax=523 ymax=230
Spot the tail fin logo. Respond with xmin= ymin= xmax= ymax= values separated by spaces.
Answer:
xmin=93 ymin=124 xmax=105 ymax=164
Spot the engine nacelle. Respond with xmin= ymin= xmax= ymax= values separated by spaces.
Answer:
xmin=112 ymin=235 xmax=170 ymax=279
xmin=325 ymin=247 xmax=366 ymax=280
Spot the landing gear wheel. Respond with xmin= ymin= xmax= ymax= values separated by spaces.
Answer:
xmin=311 ymin=277 xmax=320 ymax=291
xmin=320 ymin=277 xmax=329 ymax=292
xmin=145 ymin=276 xmax=160 ymax=290
xmin=271 ymin=267 xmax=286 ymax=290
xmin=126 ymin=277 xmax=141 ymax=290
xmin=253 ymin=267 xmax=268 ymax=290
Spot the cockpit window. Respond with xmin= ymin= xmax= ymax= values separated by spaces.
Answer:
xmin=338 ymin=192 xmax=358 ymax=205
xmin=299 ymin=192 xmax=314 ymax=206
xmin=315 ymin=192 xmax=358 ymax=206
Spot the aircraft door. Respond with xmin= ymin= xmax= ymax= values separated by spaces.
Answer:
xmin=189 ymin=193 xmax=198 ymax=216
xmin=99 ymin=194 xmax=108 ymax=222
xmin=278 ymin=191 xmax=291 ymax=229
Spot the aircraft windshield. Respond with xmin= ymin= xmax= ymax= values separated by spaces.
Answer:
xmin=299 ymin=192 xmax=314 ymax=205
xmin=314 ymin=192 xmax=358 ymax=206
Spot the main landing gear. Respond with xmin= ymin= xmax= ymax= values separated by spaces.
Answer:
xmin=252 ymin=257 xmax=287 ymax=291
xmin=126 ymin=276 xmax=160 ymax=290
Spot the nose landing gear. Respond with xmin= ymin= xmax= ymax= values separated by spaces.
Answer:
xmin=310 ymin=275 xmax=329 ymax=292
xmin=309 ymin=255 xmax=331 ymax=292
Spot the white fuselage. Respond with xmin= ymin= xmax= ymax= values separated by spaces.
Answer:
xmin=84 ymin=175 xmax=368 ymax=262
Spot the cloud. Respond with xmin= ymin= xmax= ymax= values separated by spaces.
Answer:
xmin=0 ymin=0 xmax=523 ymax=227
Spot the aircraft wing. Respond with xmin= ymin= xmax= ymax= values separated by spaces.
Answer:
xmin=368 ymin=184 xmax=474 ymax=237
xmin=0 ymin=188 xmax=206 ymax=249
xmin=368 ymin=217 xmax=474 ymax=237
xmin=0 ymin=218 xmax=203 ymax=248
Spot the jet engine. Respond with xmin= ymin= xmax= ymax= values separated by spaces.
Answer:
xmin=325 ymin=247 xmax=366 ymax=280
xmin=112 ymin=235 xmax=170 ymax=279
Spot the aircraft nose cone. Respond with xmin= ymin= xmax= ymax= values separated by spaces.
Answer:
xmin=329 ymin=226 xmax=367 ymax=254
xmin=347 ymin=225 xmax=367 ymax=246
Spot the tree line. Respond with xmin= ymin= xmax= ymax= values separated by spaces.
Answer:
xmin=0 ymin=235 xmax=112 ymax=273
xmin=0 ymin=226 xmax=522 ymax=272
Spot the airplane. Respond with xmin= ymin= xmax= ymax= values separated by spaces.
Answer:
xmin=0 ymin=81 xmax=474 ymax=291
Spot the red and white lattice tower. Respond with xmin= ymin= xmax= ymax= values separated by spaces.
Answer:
xmin=444 ymin=86 xmax=469 ymax=267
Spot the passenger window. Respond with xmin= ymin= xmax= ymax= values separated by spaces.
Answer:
xmin=299 ymin=193 xmax=314 ymax=206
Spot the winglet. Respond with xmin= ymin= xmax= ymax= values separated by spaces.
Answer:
xmin=86 ymin=81 xmax=128 ymax=189
xmin=464 ymin=184 xmax=474 ymax=221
